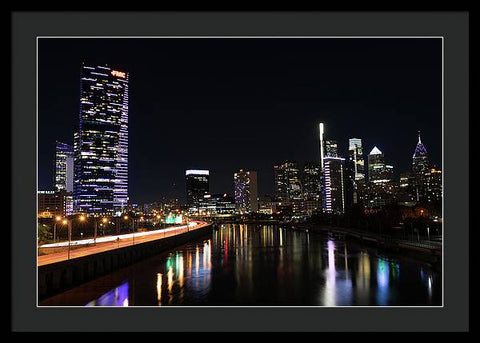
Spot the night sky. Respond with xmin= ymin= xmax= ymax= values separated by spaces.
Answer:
xmin=38 ymin=38 xmax=442 ymax=204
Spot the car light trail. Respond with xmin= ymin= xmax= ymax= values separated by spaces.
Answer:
xmin=39 ymin=221 xmax=200 ymax=248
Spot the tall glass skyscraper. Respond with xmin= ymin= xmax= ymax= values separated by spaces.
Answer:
xmin=54 ymin=141 xmax=74 ymax=192
xmin=412 ymin=131 xmax=430 ymax=175
xmin=367 ymin=146 xmax=394 ymax=184
xmin=73 ymin=63 xmax=129 ymax=216
xmin=322 ymin=157 xmax=345 ymax=214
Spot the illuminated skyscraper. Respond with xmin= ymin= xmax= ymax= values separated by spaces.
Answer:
xmin=368 ymin=146 xmax=394 ymax=184
xmin=319 ymin=123 xmax=325 ymax=170
xmin=302 ymin=162 xmax=321 ymax=200
xmin=322 ymin=157 xmax=345 ymax=214
xmin=422 ymin=168 xmax=442 ymax=203
xmin=412 ymin=131 xmax=430 ymax=175
xmin=344 ymin=138 xmax=365 ymax=209
xmin=325 ymin=140 xmax=338 ymax=158
xmin=318 ymin=123 xmax=326 ymax=209
xmin=54 ymin=141 xmax=74 ymax=192
xmin=364 ymin=146 xmax=396 ymax=209
xmin=274 ymin=161 xmax=302 ymax=201
xmin=234 ymin=170 xmax=258 ymax=213
xmin=186 ymin=169 xmax=210 ymax=211
xmin=348 ymin=138 xmax=365 ymax=181
xmin=73 ymin=63 xmax=129 ymax=216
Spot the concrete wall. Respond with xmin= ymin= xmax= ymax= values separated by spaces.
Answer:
xmin=38 ymin=224 xmax=212 ymax=301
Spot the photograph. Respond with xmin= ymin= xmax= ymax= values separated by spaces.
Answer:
xmin=36 ymin=37 xmax=444 ymax=307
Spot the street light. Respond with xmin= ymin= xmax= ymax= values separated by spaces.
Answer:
xmin=53 ymin=216 xmax=62 ymax=242
xmin=124 ymin=215 xmax=135 ymax=245
xmin=63 ymin=214 xmax=86 ymax=260
xmin=93 ymin=217 xmax=108 ymax=246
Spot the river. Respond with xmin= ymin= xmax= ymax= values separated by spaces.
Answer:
xmin=39 ymin=224 xmax=442 ymax=306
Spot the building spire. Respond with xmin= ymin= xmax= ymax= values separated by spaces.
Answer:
xmin=413 ymin=130 xmax=428 ymax=157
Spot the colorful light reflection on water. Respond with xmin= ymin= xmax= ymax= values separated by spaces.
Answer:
xmin=85 ymin=281 xmax=129 ymax=307
xmin=40 ymin=224 xmax=441 ymax=307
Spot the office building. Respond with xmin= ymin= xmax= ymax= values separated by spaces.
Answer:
xmin=345 ymin=138 xmax=365 ymax=209
xmin=368 ymin=146 xmax=394 ymax=184
xmin=54 ymin=141 xmax=74 ymax=192
xmin=199 ymin=193 xmax=236 ymax=215
xmin=348 ymin=138 xmax=365 ymax=181
xmin=398 ymin=172 xmax=419 ymax=205
xmin=412 ymin=131 xmax=430 ymax=175
xmin=422 ymin=168 xmax=442 ymax=203
xmin=73 ymin=63 xmax=129 ymax=216
xmin=325 ymin=140 xmax=339 ymax=158
xmin=302 ymin=161 xmax=321 ymax=200
xmin=273 ymin=161 xmax=302 ymax=201
xmin=234 ymin=170 xmax=258 ymax=213
xmin=186 ymin=169 xmax=210 ymax=211
xmin=319 ymin=123 xmax=325 ymax=171
xmin=322 ymin=157 xmax=345 ymax=214
xmin=38 ymin=190 xmax=70 ymax=218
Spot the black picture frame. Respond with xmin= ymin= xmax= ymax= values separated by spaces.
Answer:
xmin=11 ymin=11 xmax=469 ymax=332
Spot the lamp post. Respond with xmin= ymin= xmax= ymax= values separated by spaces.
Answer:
xmin=66 ymin=214 xmax=85 ymax=259
xmin=94 ymin=217 xmax=108 ymax=246
xmin=124 ymin=215 xmax=135 ymax=245
xmin=53 ymin=216 xmax=62 ymax=242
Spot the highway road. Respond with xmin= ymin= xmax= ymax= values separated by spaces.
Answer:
xmin=38 ymin=221 xmax=208 ymax=266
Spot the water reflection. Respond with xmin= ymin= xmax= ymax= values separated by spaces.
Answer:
xmin=376 ymin=258 xmax=390 ymax=305
xmin=156 ymin=273 xmax=162 ymax=306
xmin=323 ymin=240 xmax=337 ymax=306
xmin=85 ymin=281 xmax=129 ymax=307
xmin=41 ymin=224 xmax=441 ymax=306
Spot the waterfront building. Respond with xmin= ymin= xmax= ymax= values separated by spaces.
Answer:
xmin=258 ymin=195 xmax=276 ymax=215
xmin=186 ymin=169 xmax=210 ymax=211
xmin=73 ymin=63 xmax=129 ymax=216
xmin=54 ymin=141 xmax=74 ymax=193
xmin=199 ymin=193 xmax=236 ymax=215
xmin=234 ymin=170 xmax=258 ymax=213
xmin=213 ymin=193 xmax=236 ymax=214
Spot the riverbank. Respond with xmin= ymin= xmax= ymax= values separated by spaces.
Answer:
xmin=287 ymin=223 xmax=442 ymax=273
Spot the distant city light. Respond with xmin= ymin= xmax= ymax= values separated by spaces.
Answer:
xmin=185 ymin=169 xmax=209 ymax=176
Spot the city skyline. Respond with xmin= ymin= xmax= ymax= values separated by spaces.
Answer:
xmin=38 ymin=38 xmax=442 ymax=204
